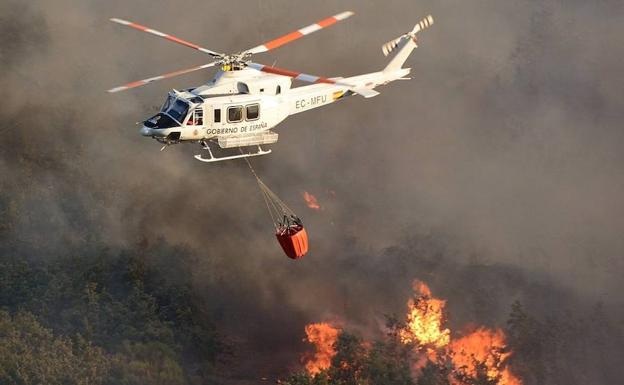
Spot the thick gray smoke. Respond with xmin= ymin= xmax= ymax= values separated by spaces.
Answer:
xmin=2 ymin=0 xmax=624 ymax=381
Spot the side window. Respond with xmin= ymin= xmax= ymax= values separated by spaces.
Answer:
xmin=186 ymin=108 xmax=203 ymax=126
xmin=193 ymin=108 xmax=203 ymax=125
xmin=276 ymin=85 xmax=281 ymax=95
xmin=246 ymin=104 xmax=260 ymax=121
xmin=238 ymin=83 xmax=249 ymax=94
xmin=214 ymin=108 xmax=221 ymax=123
xmin=227 ymin=106 xmax=243 ymax=123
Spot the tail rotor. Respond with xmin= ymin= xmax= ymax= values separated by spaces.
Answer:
xmin=382 ymin=15 xmax=434 ymax=57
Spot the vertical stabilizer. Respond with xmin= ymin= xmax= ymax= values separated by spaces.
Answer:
xmin=383 ymin=15 xmax=434 ymax=73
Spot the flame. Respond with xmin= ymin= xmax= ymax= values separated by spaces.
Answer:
xmin=398 ymin=280 xmax=522 ymax=385
xmin=303 ymin=191 xmax=321 ymax=210
xmin=449 ymin=328 xmax=522 ymax=385
xmin=296 ymin=281 xmax=522 ymax=384
xmin=398 ymin=280 xmax=451 ymax=349
xmin=303 ymin=322 xmax=339 ymax=375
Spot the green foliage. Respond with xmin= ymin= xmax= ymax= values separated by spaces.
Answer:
xmin=280 ymin=371 xmax=330 ymax=385
xmin=0 ymin=245 xmax=223 ymax=384
xmin=283 ymin=331 xmax=416 ymax=385
xmin=416 ymin=360 xmax=450 ymax=385
xmin=107 ymin=342 xmax=186 ymax=385
xmin=0 ymin=310 xmax=109 ymax=385
xmin=362 ymin=340 xmax=414 ymax=385
xmin=327 ymin=332 xmax=367 ymax=385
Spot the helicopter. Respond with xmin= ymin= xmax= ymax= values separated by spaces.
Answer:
xmin=109 ymin=12 xmax=434 ymax=162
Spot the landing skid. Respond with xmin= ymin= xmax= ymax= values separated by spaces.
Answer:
xmin=194 ymin=144 xmax=272 ymax=163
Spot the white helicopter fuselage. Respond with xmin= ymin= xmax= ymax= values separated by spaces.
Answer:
xmin=141 ymin=69 xmax=283 ymax=142
xmin=141 ymin=67 xmax=408 ymax=145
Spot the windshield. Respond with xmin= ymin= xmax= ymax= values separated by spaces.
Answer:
xmin=143 ymin=113 xmax=180 ymax=129
xmin=167 ymin=99 xmax=190 ymax=123
xmin=161 ymin=95 xmax=174 ymax=112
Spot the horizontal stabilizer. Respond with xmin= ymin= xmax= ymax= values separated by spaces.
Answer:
xmin=352 ymin=87 xmax=380 ymax=98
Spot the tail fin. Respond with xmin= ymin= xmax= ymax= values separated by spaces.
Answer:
xmin=383 ymin=15 xmax=434 ymax=73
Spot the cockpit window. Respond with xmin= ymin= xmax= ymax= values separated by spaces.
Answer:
xmin=144 ymin=113 xmax=179 ymax=129
xmin=167 ymin=100 xmax=190 ymax=123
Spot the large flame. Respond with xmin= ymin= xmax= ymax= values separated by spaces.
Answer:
xmin=302 ymin=191 xmax=321 ymax=210
xmin=398 ymin=280 xmax=522 ymax=385
xmin=303 ymin=322 xmax=339 ymax=375
xmin=297 ymin=281 xmax=522 ymax=384
xmin=399 ymin=280 xmax=451 ymax=349
xmin=450 ymin=328 xmax=522 ymax=385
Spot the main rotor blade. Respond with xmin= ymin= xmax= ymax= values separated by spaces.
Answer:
xmin=246 ymin=62 xmax=338 ymax=84
xmin=244 ymin=11 xmax=354 ymax=55
xmin=108 ymin=62 xmax=219 ymax=93
xmin=247 ymin=62 xmax=380 ymax=98
xmin=110 ymin=18 xmax=224 ymax=57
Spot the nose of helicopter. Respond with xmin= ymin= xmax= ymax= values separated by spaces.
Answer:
xmin=139 ymin=125 xmax=152 ymax=136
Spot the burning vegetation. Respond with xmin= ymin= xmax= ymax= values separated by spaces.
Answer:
xmin=292 ymin=280 xmax=523 ymax=385
xmin=400 ymin=280 xmax=522 ymax=385
xmin=449 ymin=328 xmax=520 ymax=385
xmin=399 ymin=280 xmax=451 ymax=350
xmin=303 ymin=323 xmax=340 ymax=374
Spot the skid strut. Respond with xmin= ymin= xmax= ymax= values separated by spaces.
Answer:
xmin=194 ymin=145 xmax=271 ymax=163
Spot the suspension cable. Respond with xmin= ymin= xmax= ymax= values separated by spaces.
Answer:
xmin=241 ymin=149 xmax=297 ymax=230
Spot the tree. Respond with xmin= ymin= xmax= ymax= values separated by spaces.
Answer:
xmin=0 ymin=310 xmax=110 ymax=385
xmin=505 ymin=300 xmax=548 ymax=384
xmin=326 ymin=332 xmax=367 ymax=385
xmin=417 ymin=360 xmax=450 ymax=385
xmin=282 ymin=330 xmax=420 ymax=385
xmin=279 ymin=371 xmax=330 ymax=385
xmin=452 ymin=358 xmax=499 ymax=385
xmin=106 ymin=341 xmax=186 ymax=385
xmin=0 ymin=248 xmax=224 ymax=384
xmin=363 ymin=340 xmax=414 ymax=385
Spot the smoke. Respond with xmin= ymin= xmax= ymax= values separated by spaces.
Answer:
xmin=2 ymin=0 xmax=624 ymax=382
